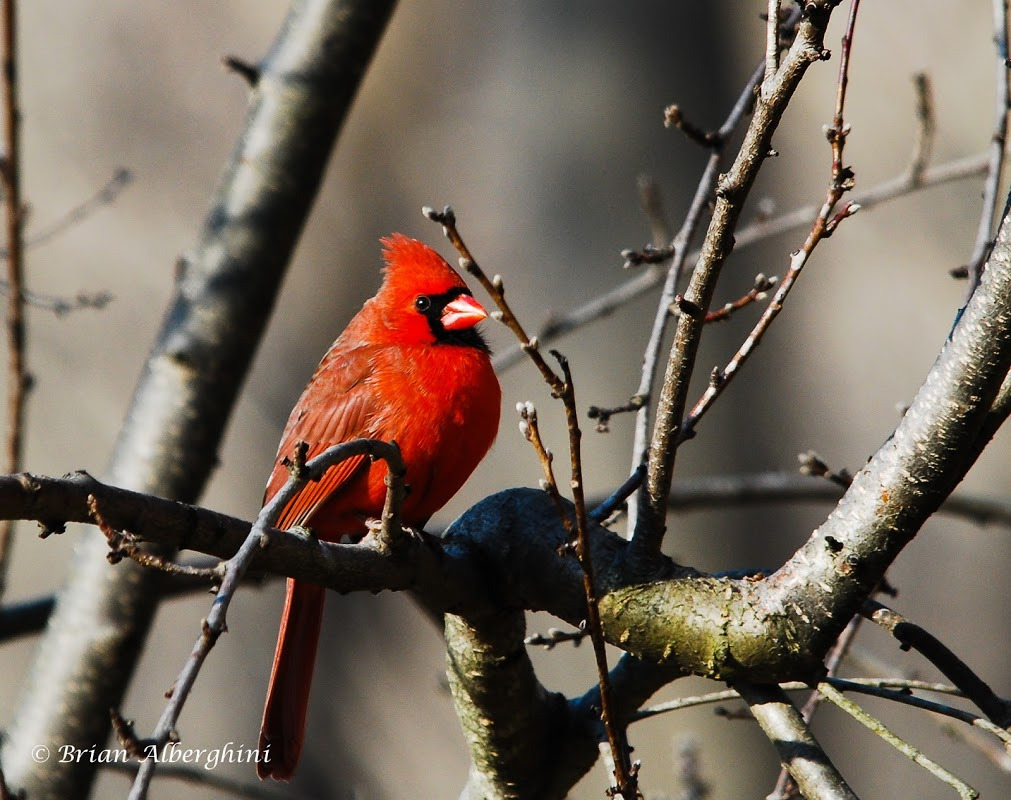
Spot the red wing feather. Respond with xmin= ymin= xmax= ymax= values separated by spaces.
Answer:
xmin=264 ymin=355 xmax=376 ymax=534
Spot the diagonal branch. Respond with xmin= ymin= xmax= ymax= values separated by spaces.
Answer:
xmin=0 ymin=3 xmax=399 ymax=798
xmin=965 ymin=0 xmax=1010 ymax=297
xmin=631 ymin=0 xmax=843 ymax=569
xmin=735 ymin=682 xmax=858 ymax=800
xmin=625 ymin=57 xmax=767 ymax=536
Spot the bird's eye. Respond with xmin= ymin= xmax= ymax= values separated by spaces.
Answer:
xmin=414 ymin=295 xmax=432 ymax=312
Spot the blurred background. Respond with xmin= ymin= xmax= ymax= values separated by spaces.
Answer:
xmin=1 ymin=1 xmax=1008 ymax=798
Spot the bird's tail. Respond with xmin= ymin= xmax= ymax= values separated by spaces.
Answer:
xmin=257 ymin=578 xmax=325 ymax=780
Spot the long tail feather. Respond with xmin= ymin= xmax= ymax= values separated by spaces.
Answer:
xmin=257 ymin=579 xmax=325 ymax=780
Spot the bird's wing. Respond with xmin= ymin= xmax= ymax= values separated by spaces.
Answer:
xmin=264 ymin=353 xmax=376 ymax=532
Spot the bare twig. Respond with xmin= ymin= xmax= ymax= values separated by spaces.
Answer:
xmin=702 ymin=273 xmax=777 ymax=323
xmin=0 ymin=0 xmax=23 ymax=601
xmin=817 ymin=682 xmax=979 ymax=800
xmin=0 ymin=169 xmax=127 ymax=315
xmin=965 ymin=0 xmax=1010 ymax=297
xmin=864 ymin=600 xmax=1011 ymax=728
xmin=589 ymin=464 xmax=646 ymax=524
xmin=625 ymin=55 xmax=771 ymax=536
xmin=908 ymin=73 xmax=935 ymax=183
xmin=827 ymin=679 xmax=1011 ymax=749
xmin=4 ymin=286 xmax=112 ymax=316
xmin=587 ymin=395 xmax=647 ymax=434
xmin=221 ymin=54 xmax=261 ymax=87
xmin=491 ymin=154 xmax=987 ymax=376
xmin=88 ymin=495 xmax=225 ymax=580
xmin=633 ymin=678 xmax=970 ymax=722
xmin=125 ymin=438 xmax=405 ymax=800
xmin=426 ymin=207 xmax=638 ymax=799
xmin=797 ymin=450 xmax=852 ymax=488
xmin=645 ymin=469 xmax=1011 ymax=527
xmin=2 ymin=167 xmax=132 ymax=257
xmin=638 ymin=0 xmax=861 ymax=544
xmin=662 ymin=104 xmax=719 ymax=149
xmin=516 ymin=400 xmax=573 ymax=532
xmin=631 ymin=1 xmax=847 ymax=563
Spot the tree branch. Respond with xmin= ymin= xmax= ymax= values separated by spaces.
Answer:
xmin=735 ymin=682 xmax=858 ymax=800
xmin=0 ymin=2 xmax=398 ymax=797
xmin=0 ymin=0 xmax=25 ymax=601
xmin=449 ymin=611 xmax=572 ymax=800
xmin=965 ymin=0 xmax=1010 ymax=296
xmin=632 ymin=0 xmax=842 ymax=566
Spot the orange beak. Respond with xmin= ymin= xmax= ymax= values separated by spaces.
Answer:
xmin=441 ymin=294 xmax=488 ymax=331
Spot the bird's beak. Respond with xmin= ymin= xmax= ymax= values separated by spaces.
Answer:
xmin=441 ymin=294 xmax=488 ymax=330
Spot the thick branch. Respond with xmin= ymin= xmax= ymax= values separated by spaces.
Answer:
xmin=448 ymin=611 xmax=571 ymax=800
xmin=736 ymin=683 xmax=858 ymax=800
xmin=0 ymin=3 xmax=397 ymax=798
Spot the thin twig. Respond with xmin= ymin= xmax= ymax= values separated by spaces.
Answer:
xmin=1 ymin=167 xmax=132 ymax=257
xmin=589 ymin=464 xmax=646 ymax=524
xmin=864 ymin=600 xmax=1011 ymax=727
xmin=828 ymin=679 xmax=1011 ymax=749
xmin=625 ymin=56 xmax=770 ymax=536
xmin=125 ymin=438 xmax=405 ymax=800
xmin=491 ymin=153 xmax=987 ymax=376
xmin=0 ymin=169 xmax=128 ymax=315
xmin=516 ymin=400 xmax=572 ymax=531
xmin=1 ymin=286 xmax=113 ymax=316
xmin=632 ymin=678 xmax=968 ymax=722
xmin=590 ymin=451 xmax=1011 ymax=530
xmin=908 ymin=73 xmax=935 ymax=183
xmin=89 ymin=495 xmax=225 ymax=580
xmin=425 ymin=207 xmax=639 ymax=799
xmin=587 ymin=395 xmax=647 ymax=434
xmin=965 ymin=0 xmax=1010 ymax=297
xmin=0 ymin=0 xmax=23 ymax=601
xmin=797 ymin=449 xmax=852 ymax=488
xmin=702 ymin=273 xmax=777 ymax=323
xmin=675 ymin=0 xmax=863 ymax=463
xmin=817 ymin=682 xmax=979 ymax=800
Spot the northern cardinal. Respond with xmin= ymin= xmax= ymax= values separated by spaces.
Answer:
xmin=257 ymin=234 xmax=501 ymax=780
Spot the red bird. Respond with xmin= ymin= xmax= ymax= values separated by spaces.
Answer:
xmin=257 ymin=234 xmax=501 ymax=780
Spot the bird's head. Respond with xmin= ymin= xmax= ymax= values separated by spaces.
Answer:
xmin=377 ymin=233 xmax=491 ymax=351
